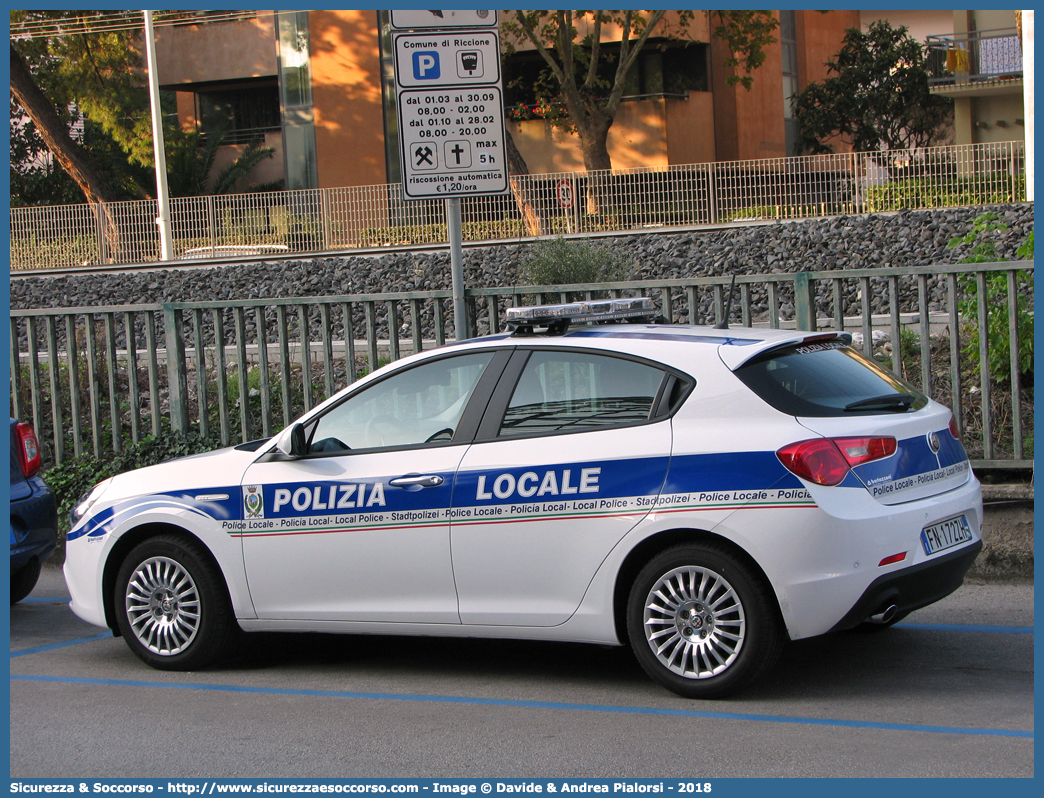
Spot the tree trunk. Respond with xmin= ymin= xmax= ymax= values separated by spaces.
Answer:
xmin=575 ymin=116 xmax=614 ymax=215
xmin=10 ymin=46 xmax=129 ymax=262
xmin=505 ymin=125 xmax=549 ymax=236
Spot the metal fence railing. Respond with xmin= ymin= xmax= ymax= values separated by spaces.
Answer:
xmin=10 ymin=261 xmax=1033 ymax=473
xmin=10 ymin=141 xmax=1027 ymax=270
xmin=926 ymin=28 xmax=1023 ymax=86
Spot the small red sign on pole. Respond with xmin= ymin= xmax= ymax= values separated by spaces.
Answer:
xmin=556 ymin=179 xmax=574 ymax=209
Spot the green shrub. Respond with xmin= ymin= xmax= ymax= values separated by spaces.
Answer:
xmin=518 ymin=236 xmax=632 ymax=290
xmin=949 ymin=213 xmax=1034 ymax=384
xmin=864 ymin=175 xmax=1026 ymax=212
xmin=10 ymin=233 xmax=98 ymax=270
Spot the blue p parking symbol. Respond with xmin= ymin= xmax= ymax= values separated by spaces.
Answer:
xmin=413 ymin=51 xmax=440 ymax=80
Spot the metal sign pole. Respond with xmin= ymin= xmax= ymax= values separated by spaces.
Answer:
xmin=143 ymin=10 xmax=173 ymax=261
xmin=391 ymin=11 xmax=507 ymax=341
xmin=446 ymin=197 xmax=466 ymax=340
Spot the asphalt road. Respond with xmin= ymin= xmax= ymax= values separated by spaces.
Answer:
xmin=9 ymin=565 xmax=1034 ymax=779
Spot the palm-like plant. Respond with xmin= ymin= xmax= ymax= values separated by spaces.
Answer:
xmin=166 ymin=127 xmax=282 ymax=197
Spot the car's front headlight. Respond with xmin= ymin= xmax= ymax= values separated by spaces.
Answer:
xmin=70 ymin=478 xmax=113 ymax=526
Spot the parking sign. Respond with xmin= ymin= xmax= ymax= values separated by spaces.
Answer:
xmin=393 ymin=31 xmax=500 ymax=89
xmin=393 ymin=19 xmax=508 ymax=200
xmin=397 ymin=86 xmax=508 ymax=198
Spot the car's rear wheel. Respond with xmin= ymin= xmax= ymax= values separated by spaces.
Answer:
xmin=11 ymin=559 xmax=42 ymax=604
xmin=114 ymin=535 xmax=237 ymax=670
xmin=627 ymin=543 xmax=783 ymax=699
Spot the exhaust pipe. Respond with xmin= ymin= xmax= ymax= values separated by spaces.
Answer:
xmin=867 ymin=604 xmax=898 ymax=625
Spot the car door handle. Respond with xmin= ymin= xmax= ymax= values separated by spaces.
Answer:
xmin=389 ymin=474 xmax=445 ymax=489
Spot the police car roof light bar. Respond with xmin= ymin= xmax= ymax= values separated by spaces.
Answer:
xmin=506 ymin=297 xmax=657 ymax=336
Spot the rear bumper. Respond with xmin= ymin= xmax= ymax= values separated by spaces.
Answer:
xmin=10 ymin=481 xmax=59 ymax=571
xmin=828 ymin=540 xmax=983 ymax=632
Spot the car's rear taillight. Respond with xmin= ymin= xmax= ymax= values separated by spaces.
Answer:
xmin=832 ymin=436 xmax=898 ymax=466
xmin=949 ymin=415 xmax=961 ymax=441
xmin=15 ymin=421 xmax=42 ymax=477
xmin=777 ymin=436 xmax=897 ymax=486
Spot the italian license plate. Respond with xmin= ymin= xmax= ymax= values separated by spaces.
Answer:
xmin=921 ymin=515 xmax=973 ymax=555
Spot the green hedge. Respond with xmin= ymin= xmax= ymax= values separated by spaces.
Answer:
xmin=864 ymin=176 xmax=1026 ymax=212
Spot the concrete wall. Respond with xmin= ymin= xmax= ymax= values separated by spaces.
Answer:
xmin=799 ymin=10 xmax=861 ymax=88
xmin=209 ymin=131 xmax=285 ymax=192
xmin=508 ymin=11 xmax=712 ymax=52
xmin=795 ymin=10 xmax=861 ymax=155
xmin=970 ymin=94 xmax=1028 ymax=143
xmin=666 ymin=92 xmax=715 ymax=164
xmin=859 ymin=10 xmax=952 ymax=43
xmin=510 ymin=97 xmax=689 ymax=172
xmin=509 ymin=92 xmax=715 ymax=171
xmin=972 ymin=10 xmax=1018 ymax=33
xmin=155 ymin=14 xmax=276 ymax=85
xmin=308 ymin=10 xmax=388 ymax=188
xmin=710 ymin=16 xmax=786 ymax=162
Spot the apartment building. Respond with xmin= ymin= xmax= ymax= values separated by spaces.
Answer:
xmin=153 ymin=10 xmax=1023 ymax=192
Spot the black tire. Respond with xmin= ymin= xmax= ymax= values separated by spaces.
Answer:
xmin=114 ymin=534 xmax=238 ymax=670
xmin=627 ymin=542 xmax=783 ymax=699
xmin=11 ymin=559 xmax=42 ymax=604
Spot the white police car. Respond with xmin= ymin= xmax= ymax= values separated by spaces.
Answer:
xmin=64 ymin=299 xmax=982 ymax=698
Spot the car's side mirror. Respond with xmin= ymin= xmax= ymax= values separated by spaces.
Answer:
xmin=274 ymin=423 xmax=308 ymax=458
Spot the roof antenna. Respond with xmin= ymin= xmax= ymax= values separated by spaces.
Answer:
xmin=713 ymin=274 xmax=738 ymax=330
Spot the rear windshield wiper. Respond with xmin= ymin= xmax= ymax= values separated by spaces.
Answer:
xmin=844 ymin=393 xmax=915 ymax=412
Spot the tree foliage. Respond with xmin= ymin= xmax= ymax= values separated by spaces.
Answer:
xmin=10 ymin=10 xmax=280 ymax=205
xmin=10 ymin=94 xmax=152 ymax=207
xmin=794 ymin=20 xmax=952 ymax=154
xmin=502 ymin=10 xmax=778 ymax=172
xmin=11 ymin=11 xmax=155 ymax=165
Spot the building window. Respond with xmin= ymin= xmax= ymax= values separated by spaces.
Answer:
xmin=502 ymin=41 xmax=708 ymax=109
xmin=661 ymin=44 xmax=709 ymax=94
xmin=196 ymin=80 xmax=280 ymax=145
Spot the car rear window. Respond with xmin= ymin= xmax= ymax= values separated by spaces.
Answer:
xmin=734 ymin=340 xmax=928 ymax=417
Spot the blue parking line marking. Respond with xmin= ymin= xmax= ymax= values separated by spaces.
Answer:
xmin=9 ymin=674 xmax=1033 ymax=739
xmin=894 ymin=623 xmax=1033 ymax=634
xmin=10 ymin=632 xmax=112 ymax=658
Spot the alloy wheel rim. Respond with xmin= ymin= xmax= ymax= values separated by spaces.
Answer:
xmin=125 ymin=556 xmax=200 ymax=655
xmin=643 ymin=565 xmax=745 ymax=679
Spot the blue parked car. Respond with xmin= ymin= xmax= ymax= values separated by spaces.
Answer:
xmin=10 ymin=419 xmax=58 ymax=603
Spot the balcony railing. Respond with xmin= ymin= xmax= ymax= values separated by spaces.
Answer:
xmin=926 ymin=28 xmax=1023 ymax=86
xmin=199 ymin=125 xmax=280 ymax=147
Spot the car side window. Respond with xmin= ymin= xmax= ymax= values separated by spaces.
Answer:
xmin=307 ymin=351 xmax=495 ymax=452
xmin=498 ymin=350 xmax=665 ymax=438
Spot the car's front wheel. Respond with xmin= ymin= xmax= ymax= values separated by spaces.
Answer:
xmin=114 ymin=535 xmax=238 ymax=670
xmin=627 ymin=543 xmax=783 ymax=699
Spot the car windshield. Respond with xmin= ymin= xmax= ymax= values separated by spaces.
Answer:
xmin=734 ymin=341 xmax=928 ymax=417
xmin=308 ymin=351 xmax=494 ymax=450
